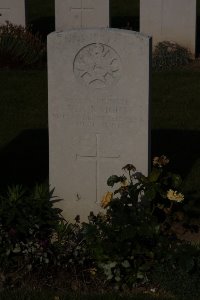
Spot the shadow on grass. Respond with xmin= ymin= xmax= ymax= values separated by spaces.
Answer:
xmin=0 ymin=129 xmax=200 ymax=192
xmin=0 ymin=129 xmax=48 ymax=191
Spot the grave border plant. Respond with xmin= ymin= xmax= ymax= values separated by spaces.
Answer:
xmin=0 ymin=21 xmax=46 ymax=68
xmin=153 ymin=41 xmax=192 ymax=71
xmin=82 ymin=155 xmax=200 ymax=291
xmin=0 ymin=184 xmax=63 ymax=287
xmin=0 ymin=156 xmax=199 ymax=297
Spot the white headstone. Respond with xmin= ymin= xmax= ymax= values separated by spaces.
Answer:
xmin=0 ymin=0 xmax=26 ymax=26
xmin=55 ymin=0 xmax=109 ymax=30
xmin=140 ymin=0 xmax=196 ymax=55
xmin=48 ymin=29 xmax=151 ymax=221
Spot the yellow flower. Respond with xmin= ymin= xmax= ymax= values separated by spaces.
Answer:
xmin=101 ymin=192 xmax=113 ymax=208
xmin=167 ymin=189 xmax=184 ymax=202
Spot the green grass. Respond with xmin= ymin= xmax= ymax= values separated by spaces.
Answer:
xmin=111 ymin=0 xmax=139 ymax=17
xmin=151 ymin=64 xmax=200 ymax=197
xmin=0 ymin=70 xmax=47 ymax=149
xmin=152 ymin=66 xmax=200 ymax=130
xmin=27 ymin=0 xmax=55 ymax=23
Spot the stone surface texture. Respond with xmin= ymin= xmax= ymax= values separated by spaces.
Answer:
xmin=0 ymin=0 xmax=26 ymax=26
xmin=140 ymin=0 xmax=196 ymax=55
xmin=48 ymin=29 xmax=151 ymax=221
xmin=55 ymin=0 xmax=109 ymax=30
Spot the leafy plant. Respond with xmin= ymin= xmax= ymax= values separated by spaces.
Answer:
xmin=82 ymin=156 xmax=186 ymax=287
xmin=153 ymin=41 xmax=191 ymax=71
xmin=151 ymin=243 xmax=200 ymax=299
xmin=0 ymin=184 xmax=97 ymax=289
xmin=0 ymin=157 xmax=198 ymax=294
xmin=0 ymin=21 xmax=46 ymax=68
xmin=51 ymin=219 xmax=94 ymax=271
xmin=0 ymin=184 xmax=62 ymax=286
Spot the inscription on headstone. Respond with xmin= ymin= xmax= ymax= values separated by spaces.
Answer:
xmin=55 ymin=0 xmax=109 ymax=30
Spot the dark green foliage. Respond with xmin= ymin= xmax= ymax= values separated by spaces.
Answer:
xmin=0 ymin=184 xmax=62 ymax=285
xmin=50 ymin=219 xmax=94 ymax=274
xmin=153 ymin=41 xmax=191 ymax=71
xmin=110 ymin=0 xmax=139 ymax=17
xmin=0 ymin=184 xmax=61 ymax=238
xmin=27 ymin=0 xmax=55 ymax=23
xmin=107 ymin=175 xmax=127 ymax=187
xmin=0 ymin=184 xmax=96 ymax=289
xmin=82 ymin=156 xmax=188 ymax=288
xmin=0 ymin=158 xmax=199 ymax=297
xmin=0 ymin=22 xmax=46 ymax=68
xmin=152 ymin=243 xmax=200 ymax=299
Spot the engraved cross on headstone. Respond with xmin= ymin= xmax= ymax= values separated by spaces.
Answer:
xmin=70 ymin=0 xmax=94 ymax=28
xmin=76 ymin=134 xmax=120 ymax=202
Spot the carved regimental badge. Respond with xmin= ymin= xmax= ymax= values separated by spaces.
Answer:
xmin=73 ymin=43 xmax=122 ymax=89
